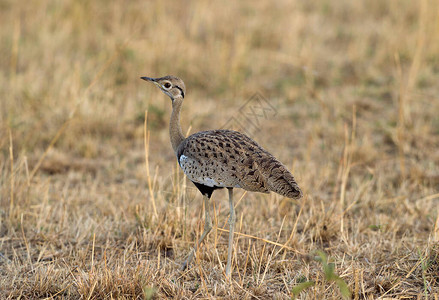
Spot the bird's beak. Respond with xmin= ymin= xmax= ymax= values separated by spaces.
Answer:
xmin=141 ymin=76 xmax=162 ymax=88
xmin=140 ymin=76 xmax=155 ymax=82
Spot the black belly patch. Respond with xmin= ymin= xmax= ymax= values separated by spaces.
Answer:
xmin=192 ymin=181 xmax=223 ymax=198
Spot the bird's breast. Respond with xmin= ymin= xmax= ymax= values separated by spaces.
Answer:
xmin=178 ymin=154 xmax=236 ymax=188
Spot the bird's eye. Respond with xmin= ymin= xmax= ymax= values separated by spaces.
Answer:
xmin=163 ymin=82 xmax=172 ymax=89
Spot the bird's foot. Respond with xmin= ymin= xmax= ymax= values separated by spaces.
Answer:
xmin=225 ymin=262 xmax=232 ymax=278
xmin=180 ymin=261 xmax=188 ymax=271
xmin=180 ymin=249 xmax=195 ymax=271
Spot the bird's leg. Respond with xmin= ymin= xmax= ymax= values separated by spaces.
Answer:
xmin=226 ymin=188 xmax=235 ymax=277
xmin=181 ymin=194 xmax=212 ymax=271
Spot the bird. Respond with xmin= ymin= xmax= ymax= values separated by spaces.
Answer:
xmin=141 ymin=75 xmax=302 ymax=277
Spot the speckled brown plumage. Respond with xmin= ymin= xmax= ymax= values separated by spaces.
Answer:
xmin=141 ymin=75 xmax=302 ymax=277
xmin=177 ymin=129 xmax=302 ymax=199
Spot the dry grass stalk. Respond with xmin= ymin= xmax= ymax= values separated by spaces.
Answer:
xmin=143 ymin=110 xmax=158 ymax=218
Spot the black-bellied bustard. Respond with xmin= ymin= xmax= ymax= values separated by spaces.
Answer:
xmin=141 ymin=75 xmax=302 ymax=277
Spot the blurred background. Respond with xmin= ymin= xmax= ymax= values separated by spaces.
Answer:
xmin=1 ymin=0 xmax=439 ymax=298
xmin=1 ymin=1 xmax=439 ymax=165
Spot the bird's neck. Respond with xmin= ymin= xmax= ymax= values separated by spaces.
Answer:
xmin=170 ymin=97 xmax=185 ymax=154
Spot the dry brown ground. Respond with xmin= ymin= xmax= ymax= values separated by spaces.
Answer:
xmin=1 ymin=0 xmax=439 ymax=299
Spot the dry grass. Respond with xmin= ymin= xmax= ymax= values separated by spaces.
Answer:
xmin=1 ymin=0 xmax=439 ymax=298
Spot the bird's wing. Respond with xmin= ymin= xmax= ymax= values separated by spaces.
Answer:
xmin=177 ymin=129 xmax=302 ymax=199
xmin=176 ymin=130 xmax=270 ymax=192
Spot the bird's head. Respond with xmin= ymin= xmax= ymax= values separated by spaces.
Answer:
xmin=141 ymin=75 xmax=186 ymax=102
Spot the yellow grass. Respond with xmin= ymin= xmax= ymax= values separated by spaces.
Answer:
xmin=1 ymin=0 xmax=439 ymax=298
